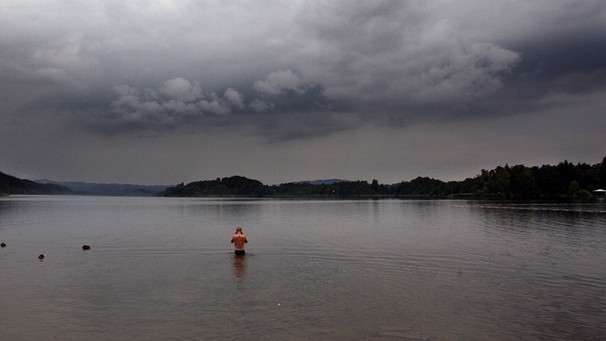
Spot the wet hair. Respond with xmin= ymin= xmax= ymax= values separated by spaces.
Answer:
xmin=235 ymin=227 xmax=243 ymax=233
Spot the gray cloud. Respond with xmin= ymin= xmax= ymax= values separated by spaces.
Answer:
xmin=1 ymin=1 xmax=605 ymax=184
xmin=252 ymin=69 xmax=317 ymax=98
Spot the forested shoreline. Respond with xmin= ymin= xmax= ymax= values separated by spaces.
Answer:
xmin=161 ymin=157 xmax=606 ymax=201
xmin=3 ymin=157 xmax=605 ymax=200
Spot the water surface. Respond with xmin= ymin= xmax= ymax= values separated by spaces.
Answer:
xmin=1 ymin=196 xmax=605 ymax=340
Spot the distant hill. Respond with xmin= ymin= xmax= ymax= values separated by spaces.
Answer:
xmin=161 ymin=176 xmax=266 ymax=197
xmin=160 ymin=176 xmax=385 ymax=198
xmin=293 ymin=179 xmax=348 ymax=185
xmin=0 ymin=172 xmax=71 ymax=195
xmin=37 ymin=180 xmax=170 ymax=196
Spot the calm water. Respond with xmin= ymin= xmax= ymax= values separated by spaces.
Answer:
xmin=0 ymin=196 xmax=605 ymax=340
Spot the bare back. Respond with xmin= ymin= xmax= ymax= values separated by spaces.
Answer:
xmin=231 ymin=233 xmax=247 ymax=251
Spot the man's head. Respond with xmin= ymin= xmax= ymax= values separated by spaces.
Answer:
xmin=236 ymin=227 xmax=243 ymax=234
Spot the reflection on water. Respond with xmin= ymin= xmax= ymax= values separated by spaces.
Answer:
xmin=233 ymin=254 xmax=247 ymax=279
xmin=0 ymin=196 xmax=605 ymax=340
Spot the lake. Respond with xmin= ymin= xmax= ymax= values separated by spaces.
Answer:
xmin=0 ymin=196 xmax=605 ymax=340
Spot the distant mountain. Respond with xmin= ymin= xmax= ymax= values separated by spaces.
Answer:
xmin=37 ymin=180 xmax=170 ymax=196
xmin=0 ymin=172 xmax=71 ymax=195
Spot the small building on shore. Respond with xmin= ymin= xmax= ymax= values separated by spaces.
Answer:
xmin=593 ymin=189 xmax=606 ymax=198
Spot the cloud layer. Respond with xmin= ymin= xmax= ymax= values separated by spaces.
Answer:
xmin=1 ymin=1 xmax=605 ymax=184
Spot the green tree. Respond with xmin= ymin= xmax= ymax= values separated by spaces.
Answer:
xmin=510 ymin=165 xmax=537 ymax=199
xmin=488 ymin=166 xmax=511 ymax=197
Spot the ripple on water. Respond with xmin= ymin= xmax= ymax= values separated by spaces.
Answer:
xmin=1 ymin=197 xmax=605 ymax=340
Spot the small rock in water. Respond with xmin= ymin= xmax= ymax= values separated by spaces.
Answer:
xmin=82 ymin=244 xmax=91 ymax=250
xmin=38 ymin=254 xmax=45 ymax=260
xmin=0 ymin=242 xmax=6 ymax=247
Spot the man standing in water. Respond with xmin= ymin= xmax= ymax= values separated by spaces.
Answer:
xmin=231 ymin=227 xmax=248 ymax=255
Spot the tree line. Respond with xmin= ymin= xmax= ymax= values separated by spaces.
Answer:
xmin=436 ymin=158 xmax=606 ymax=200
xmin=161 ymin=157 xmax=606 ymax=201
xmin=3 ymin=157 xmax=604 ymax=199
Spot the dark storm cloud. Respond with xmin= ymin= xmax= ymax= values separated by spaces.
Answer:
xmin=489 ymin=1 xmax=606 ymax=97
xmin=102 ymin=4 xmax=522 ymax=136
xmin=509 ymin=35 xmax=606 ymax=94
xmin=5 ymin=0 xmax=604 ymax=137
xmin=81 ymin=69 xmax=330 ymax=134
xmin=1 ymin=1 xmax=605 ymax=184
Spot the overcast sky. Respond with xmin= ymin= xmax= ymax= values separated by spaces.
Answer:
xmin=1 ymin=1 xmax=605 ymax=185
